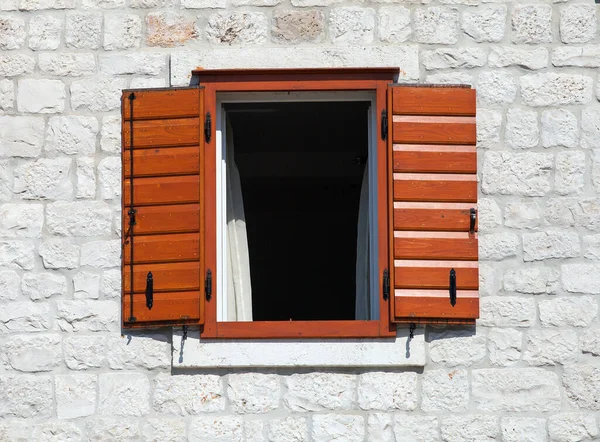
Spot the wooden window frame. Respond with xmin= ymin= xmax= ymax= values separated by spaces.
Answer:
xmin=196 ymin=68 xmax=398 ymax=339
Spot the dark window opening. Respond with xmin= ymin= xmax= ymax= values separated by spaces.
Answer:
xmin=227 ymin=101 xmax=369 ymax=321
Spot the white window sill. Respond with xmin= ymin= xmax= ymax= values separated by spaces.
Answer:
xmin=172 ymin=328 xmax=425 ymax=368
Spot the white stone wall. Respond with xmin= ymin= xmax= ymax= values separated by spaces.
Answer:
xmin=0 ymin=0 xmax=599 ymax=440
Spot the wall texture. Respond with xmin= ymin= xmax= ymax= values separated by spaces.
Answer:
xmin=1 ymin=0 xmax=600 ymax=440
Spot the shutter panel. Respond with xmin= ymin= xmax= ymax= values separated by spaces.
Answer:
xmin=122 ymin=88 xmax=204 ymax=328
xmin=388 ymin=85 xmax=479 ymax=324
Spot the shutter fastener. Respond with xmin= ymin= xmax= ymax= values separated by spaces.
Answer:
xmin=145 ymin=272 xmax=153 ymax=310
xmin=449 ymin=268 xmax=457 ymax=307
xmin=205 ymin=269 xmax=212 ymax=301
xmin=381 ymin=109 xmax=388 ymax=141
xmin=204 ymin=112 xmax=212 ymax=143
xmin=382 ymin=268 xmax=390 ymax=301
xmin=469 ymin=208 xmax=477 ymax=234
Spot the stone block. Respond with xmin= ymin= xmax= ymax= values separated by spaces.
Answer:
xmin=311 ymin=415 xmax=364 ymax=442
xmin=479 ymin=296 xmax=536 ymax=327
xmin=523 ymin=231 xmax=579 ymax=261
xmin=14 ymin=158 xmax=72 ymax=200
xmin=76 ymin=157 xmax=95 ymax=199
xmin=284 ymin=373 xmax=356 ymax=411
xmin=479 ymin=232 xmax=519 ymax=261
xmin=104 ymin=14 xmax=141 ymax=50
xmin=560 ymin=4 xmax=597 ymax=44
xmin=0 ymin=15 xmax=25 ymax=50
xmin=56 ymin=300 xmax=119 ymax=332
xmin=17 ymin=79 xmax=64 ymax=114
xmin=154 ymin=373 xmax=225 ymax=414
xmin=479 ymin=263 xmax=497 ymax=297
xmin=0 ymin=116 xmax=44 ymax=159
xmin=366 ymin=414 xmax=393 ymax=442
xmin=38 ymin=52 xmax=96 ymax=76
xmin=441 ymin=415 xmax=498 ymax=442
xmin=477 ymin=71 xmax=517 ymax=105
xmin=98 ymin=157 xmax=121 ymax=200
xmin=540 ymin=296 xmax=597 ymax=327
xmin=39 ymin=239 xmax=79 ymax=269
xmin=562 ymin=264 xmax=600 ymax=294
xmin=100 ymin=116 xmax=121 ymax=153
xmin=378 ymin=6 xmax=410 ymax=43
xmin=504 ymin=266 xmax=558 ymax=295
xmin=0 ymin=270 xmax=20 ymax=301
xmin=487 ymin=328 xmax=522 ymax=367
xmin=71 ymin=76 xmax=128 ymax=112
xmin=553 ymin=46 xmax=600 ymax=68
xmin=267 ymin=417 xmax=308 ymax=442
xmin=501 ymin=417 xmax=546 ymax=442
xmin=357 ymin=372 xmax=417 ymax=411
xmin=64 ymin=335 xmax=106 ymax=369
xmin=428 ymin=329 xmax=485 ymax=367
xmin=511 ymin=4 xmax=552 ymax=44
xmin=0 ymin=54 xmax=34 ymax=77
xmin=329 ymin=7 xmax=375 ymax=44
xmin=0 ymin=302 xmax=49 ymax=333
xmin=22 ymin=272 xmax=66 ymax=300
xmin=462 ymin=5 xmax=506 ymax=42
xmin=86 ymin=418 xmax=141 ymax=441
xmin=489 ymin=46 xmax=548 ymax=70
xmin=476 ymin=109 xmax=501 ymax=149
xmin=521 ymin=73 xmax=593 ymax=107
xmin=0 ymin=334 xmax=61 ymax=372
xmin=414 ymin=6 xmax=459 ymax=44
xmin=548 ymin=413 xmax=598 ymax=442
xmin=28 ymin=15 xmax=61 ymax=50
xmin=0 ymin=79 xmax=13 ymax=110
xmin=523 ymin=329 xmax=578 ymax=366
xmin=504 ymin=202 xmax=541 ymax=229
xmin=99 ymin=373 xmax=151 ymax=417
xmin=421 ymin=369 xmax=468 ymax=412
xmin=425 ymin=72 xmax=474 ymax=86
xmin=580 ymin=329 xmax=600 ymax=356
xmin=73 ymin=271 xmax=100 ymax=299
xmin=46 ymin=201 xmax=112 ymax=236
xmin=563 ymin=365 xmax=600 ymax=410
xmin=107 ymin=334 xmax=170 ymax=370
xmin=227 ymin=373 xmax=279 ymax=414
xmin=545 ymin=198 xmax=600 ymax=231
xmin=99 ymin=53 xmax=166 ymax=76
xmin=19 ymin=0 xmax=75 ymax=9
xmin=0 ymin=375 xmax=52 ymax=418
xmin=472 ymin=368 xmax=560 ymax=412
xmin=81 ymin=0 xmax=125 ymax=7
xmin=181 ymin=0 xmax=226 ymax=7
xmin=505 ymin=108 xmax=539 ymax=149
xmin=146 ymin=11 xmax=198 ymax=47
xmin=394 ymin=415 xmax=438 ymax=441
xmin=541 ymin=109 xmax=578 ymax=148
xmin=581 ymin=108 xmax=600 ymax=150
xmin=45 ymin=116 xmax=98 ymax=155
xmin=0 ymin=160 xmax=10 ymax=202
xmin=483 ymin=152 xmax=553 ymax=196
xmin=244 ymin=421 xmax=264 ymax=442
xmin=272 ymin=10 xmax=325 ymax=44
xmin=0 ymin=204 xmax=43 ymax=238
xmin=101 ymin=269 xmax=121 ymax=298
xmin=55 ymin=374 xmax=97 ymax=419
xmin=206 ymin=12 xmax=268 ymax=45
xmin=0 ymin=241 xmax=35 ymax=270
xmin=555 ymin=151 xmax=585 ymax=195
xmin=583 ymin=234 xmax=600 ymax=260
xmin=80 ymin=239 xmax=120 ymax=268
xmin=31 ymin=422 xmax=83 ymax=442
xmin=143 ymin=419 xmax=187 ymax=442
xmin=189 ymin=417 xmax=243 ymax=442
xmin=65 ymin=12 xmax=102 ymax=49
xmin=423 ymin=48 xmax=486 ymax=70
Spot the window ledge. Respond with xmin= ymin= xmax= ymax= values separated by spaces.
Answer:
xmin=172 ymin=329 xmax=425 ymax=368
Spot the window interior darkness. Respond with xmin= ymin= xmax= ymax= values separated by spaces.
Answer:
xmin=227 ymin=101 xmax=369 ymax=321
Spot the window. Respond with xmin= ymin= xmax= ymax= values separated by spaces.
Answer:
xmin=121 ymin=68 xmax=479 ymax=338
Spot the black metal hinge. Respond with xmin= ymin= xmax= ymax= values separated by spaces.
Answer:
xmin=145 ymin=271 xmax=153 ymax=310
xmin=204 ymin=112 xmax=211 ymax=143
xmin=449 ymin=268 xmax=457 ymax=307
xmin=205 ymin=269 xmax=212 ymax=301
xmin=383 ymin=268 xmax=390 ymax=301
xmin=381 ymin=109 xmax=388 ymax=141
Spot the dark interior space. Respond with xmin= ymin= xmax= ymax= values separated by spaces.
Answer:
xmin=227 ymin=101 xmax=369 ymax=321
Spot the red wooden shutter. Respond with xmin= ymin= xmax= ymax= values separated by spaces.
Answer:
xmin=121 ymin=88 xmax=204 ymax=328
xmin=388 ymin=85 xmax=479 ymax=324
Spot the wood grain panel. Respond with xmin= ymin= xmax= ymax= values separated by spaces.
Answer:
xmin=393 ymin=147 xmax=476 ymax=174
xmin=394 ymin=290 xmax=479 ymax=319
xmin=394 ymin=203 xmax=477 ymax=231
xmin=123 ymin=291 xmax=200 ymax=322
xmin=123 ymin=262 xmax=200 ymax=293
xmin=392 ymin=121 xmax=476 ymax=145
xmin=393 ymin=175 xmax=477 ymax=203
xmin=123 ymin=175 xmax=199 ymax=206
xmin=124 ymin=233 xmax=199 ymax=264
xmin=123 ymin=89 xmax=200 ymax=121
xmin=392 ymin=87 xmax=475 ymax=116
xmin=133 ymin=204 xmax=200 ymax=235
xmin=395 ymin=263 xmax=478 ymax=289
xmin=123 ymin=147 xmax=199 ymax=178
xmin=394 ymin=233 xmax=478 ymax=260
xmin=123 ymin=118 xmax=199 ymax=148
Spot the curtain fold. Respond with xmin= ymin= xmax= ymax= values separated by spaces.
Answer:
xmin=225 ymin=118 xmax=253 ymax=321
xmin=355 ymin=166 xmax=370 ymax=320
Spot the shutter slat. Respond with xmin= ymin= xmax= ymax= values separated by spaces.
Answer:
xmin=389 ymin=84 xmax=478 ymax=324
xmin=121 ymin=87 xmax=204 ymax=329
xmin=123 ymin=147 xmax=199 ymax=178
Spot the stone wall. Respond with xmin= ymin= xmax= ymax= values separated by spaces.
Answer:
xmin=1 ymin=0 xmax=600 ymax=440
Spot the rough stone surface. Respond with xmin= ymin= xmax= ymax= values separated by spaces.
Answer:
xmin=76 ymin=157 xmax=95 ymax=199
xmin=545 ymin=198 xmax=600 ymax=231
xmin=421 ymin=369 xmax=468 ymax=412
xmin=65 ymin=12 xmax=102 ymax=49
xmin=45 ymin=116 xmax=98 ymax=155
xmin=478 ymin=198 xmax=501 ymax=230
xmin=441 ymin=415 xmax=498 ymax=442
xmin=512 ymin=4 xmax=552 ymax=44
xmin=541 ymin=109 xmax=579 ymax=148
xmin=553 ymin=46 xmax=600 ymax=68
xmin=0 ymin=54 xmax=35 ymax=77
xmin=0 ymin=16 xmax=25 ymax=50
xmin=555 ymin=151 xmax=585 ymax=195
xmin=142 ymin=419 xmax=187 ymax=442
xmin=228 ymin=373 xmax=280 ymax=414
xmin=479 ymin=232 xmax=519 ymax=261
xmin=107 ymin=335 xmax=170 ymax=370
xmin=31 ymin=421 xmax=83 ymax=442
xmin=477 ymin=71 xmax=517 ymax=105
xmin=581 ymin=108 xmax=600 ymax=150
xmin=357 ymin=372 xmax=417 ymax=411
xmin=39 ymin=239 xmax=79 ymax=269
xmin=504 ymin=202 xmax=542 ymax=229
xmin=39 ymin=53 xmax=96 ymax=77
xmin=98 ymin=157 xmax=120 ymax=199
xmin=414 ymin=7 xmax=459 ymax=44
xmin=267 ymin=417 xmax=308 ymax=442
xmin=71 ymin=76 xmax=128 ymax=112
xmin=422 ymin=48 xmax=486 ymax=70
xmin=523 ymin=329 xmax=578 ymax=366
xmin=284 ymin=373 xmax=356 ymax=411
xmin=1 ymin=116 xmax=44 ymax=158
xmin=0 ymin=302 xmax=50 ymax=333
xmin=0 ymin=375 xmax=53 ymax=418
xmin=73 ymin=271 xmax=100 ymax=299
xmin=329 ymin=7 xmax=375 ymax=44
xmin=146 ymin=11 xmax=198 ymax=47
xmin=501 ymin=417 xmax=546 ymax=442
xmin=0 ymin=79 xmax=14 ymax=111
xmin=479 ymin=296 xmax=536 ymax=327
xmin=476 ymin=109 xmax=501 ymax=149
xmin=488 ymin=46 xmax=548 ymax=70
xmin=17 ymin=79 xmax=65 ymax=114
xmin=64 ymin=335 xmax=105 ymax=369
xmin=378 ymin=6 xmax=410 ymax=43
xmin=46 ymin=201 xmax=112 ymax=236
xmin=461 ymin=5 xmax=506 ymax=43
xmin=505 ymin=108 xmax=539 ymax=149
xmin=86 ymin=418 xmax=142 ymax=442
xmin=21 ymin=272 xmax=66 ymax=300
xmin=154 ymin=373 xmax=225 ymax=414
xmin=56 ymin=300 xmax=118 ymax=332
xmin=583 ymin=234 xmax=600 ymax=261
xmin=104 ymin=14 xmax=141 ymax=50
xmin=523 ymin=231 xmax=580 ymax=261
xmin=559 ymin=4 xmax=597 ymax=44
xmin=272 ymin=10 xmax=325 ymax=44
xmin=28 ymin=15 xmax=61 ymax=50
xmin=14 ymin=158 xmax=73 ymax=200
xmin=548 ymin=413 xmax=598 ymax=442
xmin=504 ymin=267 xmax=558 ymax=294
xmin=0 ymin=204 xmax=43 ymax=238
xmin=428 ymin=329 xmax=486 ymax=367
xmin=394 ymin=415 xmax=439 ymax=441
xmin=487 ymin=328 xmax=522 ymax=367
xmin=311 ymin=414 xmax=364 ymax=442
xmin=206 ymin=12 xmax=268 ymax=45
xmin=98 ymin=373 xmax=151 ymax=417
xmin=0 ymin=241 xmax=35 ymax=270
xmin=0 ymin=270 xmax=20 ymax=301
xmin=0 ymin=334 xmax=61 ymax=372
xmin=539 ymin=296 xmax=598 ymax=327
xmin=563 ymin=365 xmax=600 ymax=410
xmin=189 ymin=417 xmax=243 ymax=442
xmin=521 ymin=74 xmax=593 ymax=107
xmin=55 ymin=374 xmax=97 ymax=419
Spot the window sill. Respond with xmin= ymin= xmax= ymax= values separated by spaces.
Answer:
xmin=172 ymin=328 xmax=425 ymax=368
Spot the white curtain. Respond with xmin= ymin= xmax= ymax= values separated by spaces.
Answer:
xmin=355 ymin=166 xmax=370 ymax=320
xmin=225 ymin=118 xmax=253 ymax=321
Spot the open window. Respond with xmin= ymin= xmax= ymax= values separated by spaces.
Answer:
xmin=121 ymin=69 xmax=479 ymax=338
